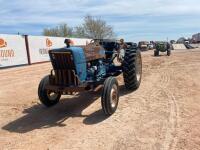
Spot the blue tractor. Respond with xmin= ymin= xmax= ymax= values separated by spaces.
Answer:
xmin=38 ymin=39 xmax=142 ymax=116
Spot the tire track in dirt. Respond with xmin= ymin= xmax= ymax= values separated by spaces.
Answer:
xmin=153 ymin=65 xmax=180 ymax=150
xmin=111 ymin=66 xmax=166 ymax=148
xmin=161 ymin=90 xmax=179 ymax=150
xmin=146 ymin=70 xmax=178 ymax=150
xmin=114 ymin=65 xmax=180 ymax=149
xmin=156 ymin=67 xmax=180 ymax=150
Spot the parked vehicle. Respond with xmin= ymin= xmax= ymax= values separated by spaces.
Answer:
xmin=138 ymin=41 xmax=149 ymax=51
xmin=38 ymin=39 xmax=142 ymax=116
xmin=154 ymin=41 xmax=171 ymax=56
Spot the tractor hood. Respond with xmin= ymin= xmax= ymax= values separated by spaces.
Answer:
xmin=49 ymin=46 xmax=87 ymax=82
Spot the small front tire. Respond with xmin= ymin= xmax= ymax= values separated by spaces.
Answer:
xmin=38 ymin=76 xmax=61 ymax=107
xmin=101 ymin=77 xmax=119 ymax=116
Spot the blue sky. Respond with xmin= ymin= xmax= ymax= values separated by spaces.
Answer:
xmin=0 ymin=0 xmax=200 ymax=41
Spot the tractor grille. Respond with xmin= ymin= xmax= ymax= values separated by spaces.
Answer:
xmin=49 ymin=50 xmax=74 ymax=70
xmin=49 ymin=50 xmax=79 ymax=86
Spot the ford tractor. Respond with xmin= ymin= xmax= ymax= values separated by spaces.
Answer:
xmin=38 ymin=39 xmax=142 ymax=116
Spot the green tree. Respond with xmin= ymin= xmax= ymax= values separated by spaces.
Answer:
xmin=43 ymin=23 xmax=73 ymax=37
xmin=74 ymin=15 xmax=115 ymax=39
xmin=74 ymin=26 xmax=86 ymax=38
xmin=42 ymin=15 xmax=115 ymax=39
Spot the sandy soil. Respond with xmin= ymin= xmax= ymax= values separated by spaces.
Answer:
xmin=0 ymin=49 xmax=200 ymax=150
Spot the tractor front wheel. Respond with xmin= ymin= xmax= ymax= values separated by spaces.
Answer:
xmin=38 ymin=76 xmax=61 ymax=107
xmin=101 ymin=77 xmax=119 ymax=116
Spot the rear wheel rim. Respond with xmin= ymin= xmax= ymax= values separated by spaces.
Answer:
xmin=110 ymin=84 xmax=118 ymax=108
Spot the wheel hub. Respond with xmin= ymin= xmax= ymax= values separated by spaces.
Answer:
xmin=110 ymin=85 xmax=118 ymax=108
xmin=47 ymin=91 xmax=59 ymax=101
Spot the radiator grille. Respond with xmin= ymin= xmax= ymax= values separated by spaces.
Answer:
xmin=49 ymin=50 xmax=79 ymax=86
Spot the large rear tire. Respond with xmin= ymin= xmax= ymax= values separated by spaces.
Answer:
xmin=154 ymin=50 xmax=159 ymax=56
xmin=122 ymin=49 xmax=142 ymax=91
xmin=154 ymin=51 xmax=157 ymax=56
xmin=38 ymin=76 xmax=61 ymax=107
xmin=101 ymin=77 xmax=119 ymax=116
xmin=167 ymin=50 xmax=171 ymax=56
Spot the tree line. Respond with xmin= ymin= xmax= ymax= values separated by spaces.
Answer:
xmin=43 ymin=15 xmax=115 ymax=39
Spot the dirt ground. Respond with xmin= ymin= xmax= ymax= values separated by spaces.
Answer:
xmin=0 ymin=49 xmax=200 ymax=150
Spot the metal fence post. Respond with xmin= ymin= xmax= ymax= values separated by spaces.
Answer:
xmin=24 ymin=35 xmax=31 ymax=65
